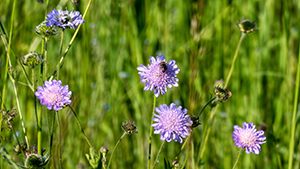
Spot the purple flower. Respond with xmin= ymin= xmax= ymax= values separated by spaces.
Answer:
xmin=232 ymin=122 xmax=266 ymax=154
xmin=151 ymin=103 xmax=193 ymax=143
xmin=35 ymin=80 xmax=72 ymax=111
xmin=46 ymin=9 xmax=85 ymax=29
xmin=137 ymin=55 xmax=180 ymax=97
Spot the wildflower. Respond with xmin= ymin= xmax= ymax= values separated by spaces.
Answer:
xmin=236 ymin=17 xmax=259 ymax=34
xmin=46 ymin=9 xmax=85 ymax=29
xmin=35 ymin=80 xmax=72 ymax=111
xmin=34 ymin=21 xmax=59 ymax=37
xmin=122 ymin=121 xmax=138 ymax=134
xmin=232 ymin=122 xmax=266 ymax=154
xmin=137 ymin=55 xmax=180 ymax=97
xmin=152 ymin=103 xmax=193 ymax=143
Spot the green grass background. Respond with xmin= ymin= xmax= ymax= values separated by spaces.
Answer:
xmin=0 ymin=0 xmax=299 ymax=168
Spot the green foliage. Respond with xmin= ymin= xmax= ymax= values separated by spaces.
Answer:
xmin=0 ymin=0 xmax=299 ymax=168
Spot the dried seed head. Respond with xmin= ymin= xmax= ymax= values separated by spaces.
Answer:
xmin=236 ymin=17 xmax=259 ymax=34
xmin=122 ymin=121 xmax=138 ymax=134
xmin=213 ymin=80 xmax=232 ymax=102
xmin=191 ymin=115 xmax=201 ymax=128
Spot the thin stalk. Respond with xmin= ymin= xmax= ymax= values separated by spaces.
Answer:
xmin=152 ymin=140 xmax=165 ymax=169
xmin=175 ymin=96 xmax=216 ymax=160
xmin=49 ymin=0 xmax=93 ymax=81
xmin=0 ymin=21 xmax=33 ymax=91
xmin=68 ymin=106 xmax=96 ymax=152
xmin=57 ymin=30 xmax=64 ymax=79
xmin=56 ymin=111 xmax=63 ymax=169
xmin=224 ymin=33 xmax=246 ymax=88
xmin=0 ymin=0 xmax=16 ymax=141
xmin=181 ymin=153 xmax=188 ymax=169
xmin=147 ymin=94 xmax=156 ymax=169
xmin=288 ymin=36 xmax=300 ymax=169
xmin=107 ymin=132 xmax=127 ymax=169
xmin=8 ymin=74 xmax=29 ymax=149
xmin=44 ymin=37 xmax=48 ymax=80
xmin=198 ymin=33 xmax=246 ymax=161
xmin=232 ymin=148 xmax=242 ymax=169
xmin=49 ymin=111 xmax=56 ymax=157
xmin=198 ymin=96 xmax=216 ymax=117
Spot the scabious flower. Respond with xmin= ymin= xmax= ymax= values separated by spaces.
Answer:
xmin=46 ymin=9 xmax=85 ymax=29
xmin=137 ymin=55 xmax=180 ymax=97
xmin=232 ymin=122 xmax=266 ymax=154
xmin=152 ymin=103 xmax=193 ymax=143
xmin=35 ymin=80 xmax=72 ymax=111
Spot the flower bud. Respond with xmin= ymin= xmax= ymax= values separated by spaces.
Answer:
xmin=22 ymin=52 xmax=43 ymax=69
xmin=34 ymin=21 xmax=59 ymax=37
xmin=100 ymin=146 xmax=108 ymax=154
xmin=213 ymin=80 xmax=232 ymax=102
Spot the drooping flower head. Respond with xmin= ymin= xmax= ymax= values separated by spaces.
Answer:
xmin=137 ymin=55 xmax=180 ymax=97
xmin=35 ymin=80 xmax=72 ymax=111
xmin=46 ymin=9 xmax=85 ymax=29
xmin=152 ymin=103 xmax=193 ymax=143
xmin=232 ymin=122 xmax=266 ymax=154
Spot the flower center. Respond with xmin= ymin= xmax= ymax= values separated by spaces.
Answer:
xmin=45 ymin=91 xmax=63 ymax=104
xmin=239 ymin=129 xmax=256 ymax=147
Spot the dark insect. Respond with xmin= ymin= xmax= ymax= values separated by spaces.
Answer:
xmin=70 ymin=0 xmax=80 ymax=6
xmin=159 ymin=61 xmax=168 ymax=72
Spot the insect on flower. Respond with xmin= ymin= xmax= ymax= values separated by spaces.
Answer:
xmin=159 ymin=61 xmax=168 ymax=73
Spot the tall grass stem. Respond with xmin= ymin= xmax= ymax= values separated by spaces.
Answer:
xmin=287 ymin=37 xmax=300 ymax=169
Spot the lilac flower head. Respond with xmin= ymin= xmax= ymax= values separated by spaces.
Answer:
xmin=137 ymin=55 xmax=180 ymax=97
xmin=151 ymin=103 xmax=193 ymax=143
xmin=35 ymin=80 xmax=72 ymax=111
xmin=46 ymin=9 xmax=85 ymax=29
xmin=232 ymin=122 xmax=266 ymax=154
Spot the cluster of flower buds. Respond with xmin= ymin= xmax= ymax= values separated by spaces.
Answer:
xmin=236 ymin=17 xmax=259 ymax=34
xmin=34 ymin=21 xmax=59 ymax=37
xmin=24 ymin=145 xmax=49 ymax=168
xmin=21 ymin=52 xmax=43 ymax=69
xmin=213 ymin=80 xmax=232 ymax=103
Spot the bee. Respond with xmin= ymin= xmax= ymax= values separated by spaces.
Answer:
xmin=159 ymin=61 xmax=168 ymax=73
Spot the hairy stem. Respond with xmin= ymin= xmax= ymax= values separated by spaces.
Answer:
xmin=147 ymin=94 xmax=156 ymax=169
xmin=152 ymin=140 xmax=165 ymax=169
xmin=107 ymin=132 xmax=127 ymax=169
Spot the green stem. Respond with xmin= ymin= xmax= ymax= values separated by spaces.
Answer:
xmin=175 ymin=135 xmax=189 ymax=160
xmin=107 ymin=132 xmax=127 ymax=169
xmin=9 ymin=74 xmax=30 ymax=149
xmin=56 ymin=111 xmax=63 ymax=169
xmin=198 ymin=96 xmax=216 ymax=117
xmin=287 ymin=34 xmax=300 ymax=169
xmin=44 ymin=37 xmax=48 ymax=80
xmin=175 ymin=96 xmax=216 ymax=160
xmin=152 ymin=140 xmax=165 ymax=169
xmin=49 ymin=111 xmax=56 ymax=157
xmin=68 ymin=106 xmax=96 ymax=152
xmin=224 ymin=33 xmax=246 ymax=88
xmin=181 ymin=152 xmax=188 ymax=169
xmin=49 ymin=0 xmax=93 ymax=81
xmin=232 ymin=148 xmax=243 ymax=169
xmin=147 ymin=94 xmax=156 ymax=169
xmin=0 ymin=0 xmax=16 ymax=142
xmin=57 ymin=30 xmax=64 ymax=79
xmin=198 ymin=33 xmax=246 ymax=162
